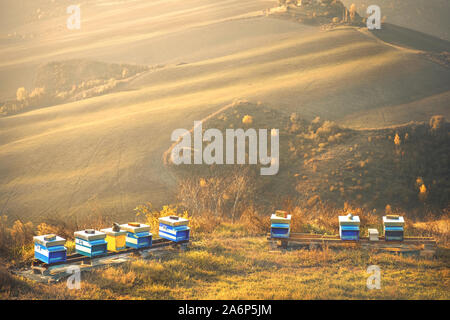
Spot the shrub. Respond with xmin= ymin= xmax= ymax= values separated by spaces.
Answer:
xmin=0 ymin=265 xmax=16 ymax=290
xmin=134 ymin=203 xmax=219 ymax=237
xmin=239 ymin=207 xmax=269 ymax=235
xmin=16 ymin=87 xmax=28 ymax=101
xmin=429 ymin=115 xmax=445 ymax=132
xmin=242 ymin=115 xmax=253 ymax=125
xmin=0 ymin=216 xmax=34 ymax=261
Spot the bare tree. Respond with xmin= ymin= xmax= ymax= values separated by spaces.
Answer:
xmin=177 ymin=166 xmax=256 ymax=222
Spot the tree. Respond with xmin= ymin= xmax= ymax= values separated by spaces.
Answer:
xmin=16 ymin=87 xmax=28 ymax=101
xmin=242 ymin=115 xmax=253 ymax=125
xmin=228 ymin=168 xmax=254 ymax=223
xmin=429 ymin=115 xmax=445 ymax=132
xmin=394 ymin=133 xmax=401 ymax=146
xmin=349 ymin=4 xmax=357 ymax=21
xmin=177 ymin=167 xmax=255 ymax=221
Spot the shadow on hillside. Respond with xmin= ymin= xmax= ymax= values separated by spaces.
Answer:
xmin=370 ymin=23 xmax=450 ymax=53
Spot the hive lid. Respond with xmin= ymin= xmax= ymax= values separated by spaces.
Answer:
xmin=386 ymin=215 xmax=400 ymax=219
xmin=74 ymin=229 xmax=106 ymax=241
xmin=383 ymin=216 xmax=405 ymax=226
xmin=33 ymin=234 xmax=66 ymax=247
xmin=100 ymin=227 xmax=127 ymax=236
xmin=159 ymin=216 xmax=189 ymax=226
xmin=271 ymin=214 xmax=291 ymax=223
xmin=128 ymin=222 xmax=141 ymax=227
xmin=338 ymin=215 xmax=360 ymax=225
xmin=275 ymin=210 xmax=288 ymax=218
xmin=120 ymin=223 xmax=151 ymax=233
xmin=44 ymin=234 xmax=56 ymax=241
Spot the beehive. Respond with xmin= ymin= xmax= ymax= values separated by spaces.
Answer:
xmin=120 ymin=222 xmax=152 ymax=249
xmin=383 ymin=215 xmax=405 ymax=241
xmin=368 ymin=228 xmax=379 ymax=241
xmin=75 ymin=229 xmax=108 ymax=257
xmin=33 ymin=234 xmax=67 ymax=264
xmin=270 ymin=212 xmax=291 ymax=239
xmin=101 ymin=226 xmax=127 ymax=252
xmin=158 ymin=216 xmax=190 ymax=242
xmin=339 ymin=214 xmax=360 ymax=240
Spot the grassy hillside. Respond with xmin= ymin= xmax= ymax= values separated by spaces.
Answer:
xmin=2 ymin=223 xmax=449 ymax=300
xmin=0 ymin=0 xmax=277 ymax=100
xmin=166 ymin=101 xmax=449 ymax=216
xmin=1 ymin=26 xmax=450 ymax=221
xmin=340 ymin=0 xmax=450 ymax=42
xmin=271 ymin=0 xmax=364 ymax=26
xmin=0 ymin=0 xmax=448 ymax=302
xmin=0 ymin=184 xmax=447 ymax=300
xmin=0 ymin=0 xmax=449 ymax=223
xmin=0 ymin=60 xmax=149 ymax=116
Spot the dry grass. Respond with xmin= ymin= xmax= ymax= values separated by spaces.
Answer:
xmin=2 ymin=225 xmax=449 ymax=300
xmin=0 ymin=197 xmax=448 ymax=299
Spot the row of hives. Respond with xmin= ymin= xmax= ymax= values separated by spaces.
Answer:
xmin=270 ymin=211 xmax=405 ymax=241
xmin=33 ymin=216 xmax=190 ymax=265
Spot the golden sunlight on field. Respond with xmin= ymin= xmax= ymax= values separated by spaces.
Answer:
xmin=0 ymin=0 xmax=449 ymax=301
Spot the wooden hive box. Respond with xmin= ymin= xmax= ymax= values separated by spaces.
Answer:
xmin=339 ymin=214 xmax=360 ymax=241
xmin=270 ymin=213 xmax=291 ymax=239
xmin=368 ymin=228 xmax=379 ymax=241
xmin=120 ymin=223 xmax=153 ymax=249
xmin=74 ymin=229 xmax=107 ymax=257
xmin=101 ymin=227 xmax=128 ymax=252
xmin=383 ymin=216 xmax=405 ymax=241
xmin=158 ymin=216 xmax=190 ymax=242
xmin=33 ymin=234 xmax=67 ymax=264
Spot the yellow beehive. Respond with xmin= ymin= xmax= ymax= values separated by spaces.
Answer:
xmin=100 ymin=226 xmax=127 ymax=252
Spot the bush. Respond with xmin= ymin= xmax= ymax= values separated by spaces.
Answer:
xmin=16 ymin=87 xmax=27 ymax=101
xmin=242 ymin=115 xmax=253 ymax=125
xmin=0 ymin=265 xmax=16 ymax=291
xmin=239 ymin=207 xmax=270 ymax=235
xmin=134 ymin=203 xmax=220 ymax=237
xmin=429 ymin=115 xmax=445 ymax=132
xmin=0 ymin=215 xmax=34 ymax=261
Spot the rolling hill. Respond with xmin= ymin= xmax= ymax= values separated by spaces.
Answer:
xmin=340 ymin=0 xmax=450 ymax=42
xmin=0 ymin=0 xmax=449 ymax=223
xmin=165 ymin=101 xmax=450 ymax=216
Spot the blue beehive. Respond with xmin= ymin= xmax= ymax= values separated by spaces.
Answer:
xmin=74 ymin=229 xmax=107 ymax=257
xmin=383 ymin=215 xmax=405 ymax=241
xmin=120 ymin=222 xmax=152 ymax=249
xmin=33 ymin=234 xmax=67 ymax=264
xmin=159 ymin=216 xmax=190 ymax=242
xmin=270 ymin=211 xmax=291 ymax=239
xmin=339 ymin=214 xmax=360 ymax=240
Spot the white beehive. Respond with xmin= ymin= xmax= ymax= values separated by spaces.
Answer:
xmin=368 ymin=228 xmax=379 ymax=241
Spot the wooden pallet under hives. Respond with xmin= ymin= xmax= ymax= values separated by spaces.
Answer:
xmin=13 ymin=238 xmax=188 ymax=283
xmin=267 ymin=233 xmax=437 ymax=257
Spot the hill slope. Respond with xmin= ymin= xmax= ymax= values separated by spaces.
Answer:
xmin=340 ymin=0 xmax=450 ymax=42
xmin=166 ymin=102 xmax=450 ymax=215
xmin=0 ymin=0 xmax=449 ymax=222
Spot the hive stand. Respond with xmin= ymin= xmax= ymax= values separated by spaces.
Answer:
xmin=267 ymin=232 xmax=437 ymax=257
